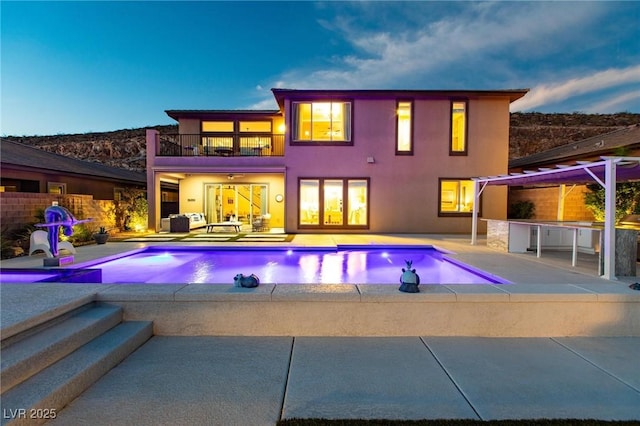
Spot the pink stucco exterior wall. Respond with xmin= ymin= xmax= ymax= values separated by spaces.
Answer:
xmin=282 ymin=96 xmax=510 ymax=233
xmin=147 ymin=91 xmax=521 ymax=234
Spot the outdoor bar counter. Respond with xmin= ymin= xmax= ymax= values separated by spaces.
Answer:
xmin=484 ymin=219 xmax=637 ymax=276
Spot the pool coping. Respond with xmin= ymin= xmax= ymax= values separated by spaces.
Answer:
xmin=2 ymin=234 xmax=639 ymax=338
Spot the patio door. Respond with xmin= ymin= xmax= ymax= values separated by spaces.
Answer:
xmin=205 ymin=183 xmax=268 ymax=224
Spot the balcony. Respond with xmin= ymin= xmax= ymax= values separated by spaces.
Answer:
xmin=158 ymin=134 xmax=285 ymax=157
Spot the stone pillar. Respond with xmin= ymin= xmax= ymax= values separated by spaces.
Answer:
xmin=615 ymin=228 xmax=638 ymax=276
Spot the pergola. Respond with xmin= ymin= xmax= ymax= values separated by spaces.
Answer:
xmin=471 ymin=156 xmax=640 ymax=280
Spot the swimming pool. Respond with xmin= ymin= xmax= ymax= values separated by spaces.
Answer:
xmin=50 ymin=245 xmax=504 ymax=285
xmin=0 ymin=268 xmax=102 ymax=283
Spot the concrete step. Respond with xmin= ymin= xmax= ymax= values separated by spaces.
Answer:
xmin=1 ymin=321 xmax=153 ymax=426
xmin=1 ymin=303 xmax=123 ymax=394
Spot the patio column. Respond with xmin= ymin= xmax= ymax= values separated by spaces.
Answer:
xmin=471 ymin=180 xmax=480 ymax=245
xmin=146 ymin=129 xmax=159 ymax=232
xmin=602 ymin=158 xmax=616 ymax=280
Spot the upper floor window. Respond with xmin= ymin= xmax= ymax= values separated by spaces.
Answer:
xmin=396 ymin=101 xmax=413 ymax=154
xmin=239 ymin=121 xmax=271 ymax=133
xmin=292 ymin=101 xmax=352 ymax=143
xmin=450 ymin=101 xmax=467 ymax=155
xmin=202 ymin=121 xmax=234 ymax=132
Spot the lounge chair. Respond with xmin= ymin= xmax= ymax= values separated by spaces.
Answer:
xmin=29 ymin=230 xmax=76 ymax=258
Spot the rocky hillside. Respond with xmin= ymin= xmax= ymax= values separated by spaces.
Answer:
xmin=509 ymin=112 xmax=639 ymax=159
xmin=2 ymin=113 xmax=639 ymax=170
xmin=2 ymin=125 xmax=176 ymax=172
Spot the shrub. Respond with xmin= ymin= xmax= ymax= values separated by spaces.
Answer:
xmin=584 ymin=182 xmax=640 ymax=222
xmin=508 ymin=200 xmax=535 ymax=219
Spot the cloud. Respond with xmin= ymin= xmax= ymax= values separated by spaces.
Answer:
xmin=510 ymin=65 xmax=640 ymax=112
xmin=264 ymin=2 xmax=605 ymax=90
xmin=584 ymin=90 xmax=640 ymax=114
xmin=249 ymin=97 xmax=279 ymax=110
xmin=247 ymin=2 xmax=629 ymax=111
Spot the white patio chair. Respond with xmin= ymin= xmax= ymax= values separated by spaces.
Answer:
xmin=29 ymin=230 xmax=76 ymax=257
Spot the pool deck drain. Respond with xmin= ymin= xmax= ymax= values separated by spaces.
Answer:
xmin=1 ymin=234 xmax=639 ymax=423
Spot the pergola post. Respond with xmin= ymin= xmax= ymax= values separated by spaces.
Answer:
xmin=602 ymin=158 xmax=616 ymax=280
xmin=471 ymin=180 xmax=480 ymax=245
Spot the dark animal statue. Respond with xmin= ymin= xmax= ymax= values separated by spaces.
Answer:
xmin=234 ymin=273 xmax=260 ymax=288
xmin=399 ymin=260 xmax=420 ymax=293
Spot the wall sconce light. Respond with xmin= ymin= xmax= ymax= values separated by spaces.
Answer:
xmin=275 ymin=194 xmax=284 ymax=203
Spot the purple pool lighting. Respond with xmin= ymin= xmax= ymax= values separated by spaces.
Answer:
xmin=0 ymin=268 xmax=102 ymax=283
xmin=69 ymin=246 xmax=506 ymax=285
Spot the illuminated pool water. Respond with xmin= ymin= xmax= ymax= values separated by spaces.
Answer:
xmin=0 ymin=268 xmax=102 ymax=283
xmin=56 ymin=246 xmax=505 ymax=285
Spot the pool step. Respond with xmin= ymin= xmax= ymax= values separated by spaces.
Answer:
xmin=0 ymin=303 xmax=153 ymax=426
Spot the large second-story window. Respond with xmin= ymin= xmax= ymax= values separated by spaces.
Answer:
xmin=292 ymin=101 xmax=352 ymax=143
xmin=396 ymin=101 xmax=413 ymax=154
xmin=450 ymin=101 xmax=467 ymax=155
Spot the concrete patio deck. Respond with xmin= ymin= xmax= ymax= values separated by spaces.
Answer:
xmin=42 ymin=336 xmax=640 ymax=424
xmin=1 ymin=234 xmax=639 ymax=423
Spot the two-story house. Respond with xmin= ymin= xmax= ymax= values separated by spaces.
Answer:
xmin=146 ymin=88 xmax=528 ymax=233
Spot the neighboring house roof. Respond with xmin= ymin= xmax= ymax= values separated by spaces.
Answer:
xmin=509 ymin=124 xmax=640 ymax=169
xmin=271 ymin=88 xmax=529 ymax=109
xmin=0 ymin=139 xmax=146 ymax=184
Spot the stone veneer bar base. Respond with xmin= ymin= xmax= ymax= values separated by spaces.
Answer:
xmin=95 ymin=284 xmax=640 ymax=337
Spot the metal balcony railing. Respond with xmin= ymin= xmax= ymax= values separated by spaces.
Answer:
xmin=157 ymin=134 xmax=285 ymax=157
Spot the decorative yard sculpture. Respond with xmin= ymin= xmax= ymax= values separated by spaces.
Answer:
xmin=234 ymin=273 xmax=260 ymax=288
xmin=399 ymin=260 xmax=420 ymax=293
xmin=36 ymin=206 xmax=90 ymax=257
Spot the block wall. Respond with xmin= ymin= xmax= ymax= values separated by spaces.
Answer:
xmin=0 ymin=192 xmax=115 ymax=232
xmin=509 ymin=185 xmax=595 ymax=221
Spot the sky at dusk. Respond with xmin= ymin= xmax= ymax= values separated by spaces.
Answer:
xmin=1 ymin=1 xmax=639 ymax=136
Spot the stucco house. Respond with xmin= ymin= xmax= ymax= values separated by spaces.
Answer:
xmin=146 ymin=88 xmax=528 ymax=233
xmin=1 ymin=139 xmax=146 ymax=199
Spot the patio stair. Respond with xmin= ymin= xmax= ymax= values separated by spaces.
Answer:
xmin=0 ymin=302 xmax=152 ymax=426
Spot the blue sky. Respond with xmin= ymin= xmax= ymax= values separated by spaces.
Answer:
xmin=1 ymin=1 xmax=639 ymax=136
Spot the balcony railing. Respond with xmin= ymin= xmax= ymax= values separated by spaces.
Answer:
xmin=157 ymin=134 xmax=285 ymax=157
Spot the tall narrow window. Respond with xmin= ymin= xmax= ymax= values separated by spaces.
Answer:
xmin=450 ymin=101 xmax=467 ymax=155
xmin=347 ymin=180 xmax=368 ymax=225
xmin=300 ymin=180 xmax=320 ymax=225
xmin=292 ymin=101 xmax=352 ymax=143
xmin=396 ymin=101 xmax=412 ymax=154
xmin=439 ymin=179 xmax=476 ymax=215
xmin=323 ymin=180 xmax=343 ymax=225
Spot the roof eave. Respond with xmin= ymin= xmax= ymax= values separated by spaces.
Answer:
xmin=271 ymin=88 xmax=529 ymax=106
xmin=165 ymin=110 xmax=282 ymax=121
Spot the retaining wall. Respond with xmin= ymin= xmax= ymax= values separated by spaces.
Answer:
xmin=0 ymin=192 xmax=115 ymax=232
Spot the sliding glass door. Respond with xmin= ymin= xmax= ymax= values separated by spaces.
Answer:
xmin=205 ymin=183 xmax=268 ymax=224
